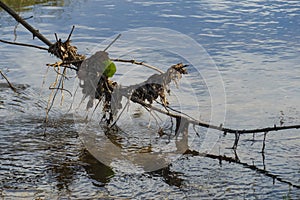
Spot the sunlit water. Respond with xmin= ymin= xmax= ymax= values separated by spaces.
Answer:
xmin=0 ymin=0 xmax=300 ymax=199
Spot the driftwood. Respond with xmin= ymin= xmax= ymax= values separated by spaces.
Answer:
xmin=1 ymin=1 xmax=300 ymax=189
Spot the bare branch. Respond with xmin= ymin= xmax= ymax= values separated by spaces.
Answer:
xmin=103 ymin=34 xmax=121 ymax=52
xmin=184 ymin=149 xmax=300 ymax=189
xmin=49 ymin=87 xmax=72 ymax=97
xmin=0 ymin=1 xmax=53 ymax=47
xmin=111 ymin=58 xmax=164 ymax=74
xmin=0 ymin=39 xmax=48 ymax=51
xmin=66 ymin=25 xmax=75 ymax=42
xmin=127 ymin=97 xmax=300 ymax=136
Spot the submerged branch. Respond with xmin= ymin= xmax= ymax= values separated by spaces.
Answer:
xmin=184 ymin=149 xmax=300 ymax=189
xmin=1 ymin=1 xmax=300 ymax=191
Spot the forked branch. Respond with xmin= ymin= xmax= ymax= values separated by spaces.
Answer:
xmin=0 ymin=1 xmax=52 ymax=47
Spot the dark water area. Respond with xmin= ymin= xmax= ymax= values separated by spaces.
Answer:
xmin=0 ymin=0 xmax=300 ymax=199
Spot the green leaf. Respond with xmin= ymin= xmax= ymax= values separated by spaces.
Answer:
xmin=103 ymin=60 xmax=116 ymax=77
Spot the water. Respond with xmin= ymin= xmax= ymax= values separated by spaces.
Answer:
xmin=1 ymin=0 xmax=300 ymax=199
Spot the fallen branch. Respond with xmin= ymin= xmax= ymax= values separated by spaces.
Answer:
xmin=184 ymin=149 xmax=300 ymax=189
xmin=129 ymin=97 xmax=300 ymax=135
xmin=125 ymin=97 xmax=299 ymax=150
xmin=0 ymin=39 xmax=48 ymax=50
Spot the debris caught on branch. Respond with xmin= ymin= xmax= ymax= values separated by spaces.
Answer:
xmin=128 ymin=63 xmax=187 ymax=105
xmin=48 ymin=27 xmax=86 ymax=68
xmin=1 ymin=0 xmax=299 ymax=137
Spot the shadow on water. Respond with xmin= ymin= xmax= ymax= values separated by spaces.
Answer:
xmin=39 ymin=117 xmax=117 ymax=194
xmin=150 ymin=166 xmax=184 ymax=188
xmin=0 ymin=82 xmax=186 ymax=198
xmin=0 ymin=84 xmax=112 ymax=197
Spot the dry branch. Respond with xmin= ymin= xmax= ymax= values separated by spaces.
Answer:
xmin=0 ymin=1 xmax=85 ymax=67
xmin=112 ymin=58 xmax=164 ymax=74
xmin=129 ymin=97 xmax=300 ymax=135
xmin=0 ymin=1 xmax=52 ymax=47
xmin=184 ymin=149 xmax=300 ymax=189
xmin=0 ymin=39 xmax=48 ymax=50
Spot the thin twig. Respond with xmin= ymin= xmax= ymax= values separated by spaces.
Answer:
xmin=110 ymin=99 xmax=130 ymax=128
xmin=261 ymin=131 xmax=268 ymax=153
xmin=13 ymin=15 xmax=34 ymax=41
xmin=60 ymin=67 xmax=67 ymax=105
xmin=46 ymin=62 xmax=79 ymax=71
xmin=0 ymin=39 xmax=48 ymax=50
xmin=54 ymin=33 xmax=59 ymax=42
xmin=0 ymin=70 xmax=18 ymax=93
xmin=103 ymin=34 xmax=121 ymax=52
xmin=0 ymin=1 xmax=53 ymax=47
xmin=45 ymin=70 xmax=62 ymax=122
xmin=67 ymin=25 xmax=75 ymax=42
xmin=13 ymin=22 xmax=19 ymax=41
xmin=67 ymin=84 xmax=79 ymax=113
xmin=232 ymin=132 xmax=240 ymax=149
xmin=52 ymin=67 xmax=70 ymax=80
xmin=49 ymin=87 xmax=72 ymax=97
xmin=111 ymin=58 xmax=164 ymax=74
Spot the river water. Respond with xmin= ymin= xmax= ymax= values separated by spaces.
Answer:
xmin=0 ymin=0 xmax=300 ymax=199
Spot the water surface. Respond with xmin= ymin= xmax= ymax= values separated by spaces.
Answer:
xmin=0 ymin=0 xmax=299 ymax=199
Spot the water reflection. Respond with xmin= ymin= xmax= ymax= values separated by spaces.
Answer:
xmin=150 ymin=166 xmax=184 ymax=188
xmin=80 ymin=149 xmax=114 ymax=186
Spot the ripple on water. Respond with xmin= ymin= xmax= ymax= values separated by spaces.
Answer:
xmin=0 ymin=87 xmax=112 ymax=198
